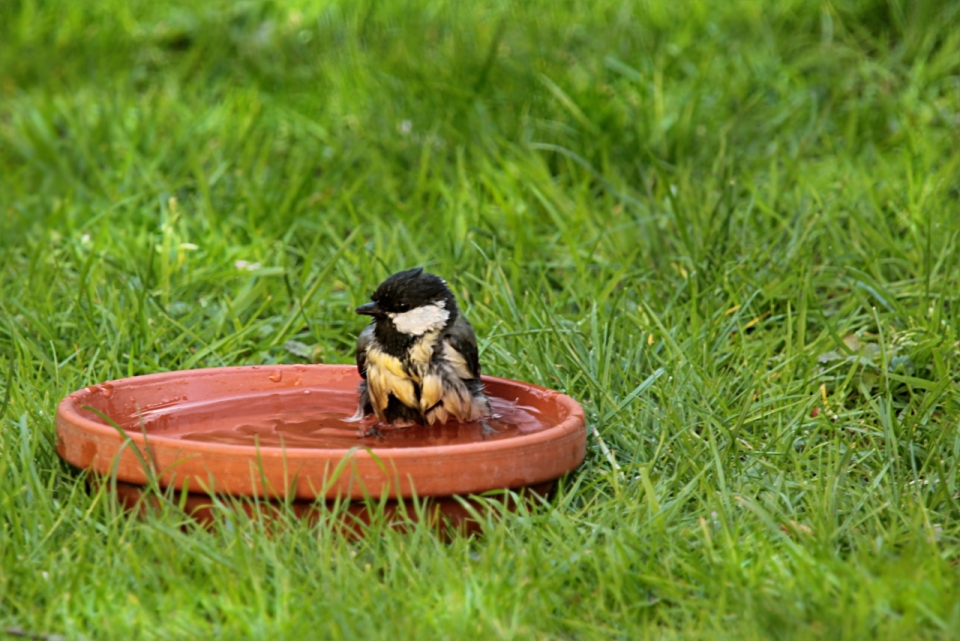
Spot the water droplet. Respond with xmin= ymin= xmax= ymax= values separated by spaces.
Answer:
xmin=268 ymin=372 xmax=282 ymax=383
xmin=304 ymin=390 xmax=311 ymax=395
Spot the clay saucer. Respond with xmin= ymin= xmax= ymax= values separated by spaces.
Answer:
xmin=56 ymin=365 xmax=586 ymax=529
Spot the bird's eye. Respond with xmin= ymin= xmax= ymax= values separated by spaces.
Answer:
xmin=396 ymin=302 xmax=410 ymax=312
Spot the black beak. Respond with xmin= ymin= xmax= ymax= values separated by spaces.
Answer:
xmin=355 ymin=302 xmax=384 ymax=317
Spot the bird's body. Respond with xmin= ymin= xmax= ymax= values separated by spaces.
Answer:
xmin=350 ymin=268 xmax=491 ymax=428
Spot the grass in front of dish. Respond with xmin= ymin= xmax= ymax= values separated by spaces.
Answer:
xmin=2 ymin=0 xmax=960 ymax=638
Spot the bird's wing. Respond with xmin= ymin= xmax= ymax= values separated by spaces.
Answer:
xmin=356 ymin=324 xmax=374 ymax=379
xmin=443 ymin=314 xmax=482 ymax=380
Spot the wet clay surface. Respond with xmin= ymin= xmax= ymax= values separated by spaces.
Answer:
xmin=127 ymin=390 xmax=548 ymax=449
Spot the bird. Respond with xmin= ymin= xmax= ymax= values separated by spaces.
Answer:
xmin=348 ymin=267 xmax=492 ymax=432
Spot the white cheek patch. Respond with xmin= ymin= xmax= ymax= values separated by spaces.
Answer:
xmin=390 ymin=302 xmax=450 ymax=336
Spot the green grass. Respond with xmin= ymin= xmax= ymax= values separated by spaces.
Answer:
xmin=2 ymin=0 xmax=960 ymax=637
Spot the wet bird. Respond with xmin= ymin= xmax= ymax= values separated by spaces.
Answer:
xmin=349 ymin=267 xmax=491 ymax=431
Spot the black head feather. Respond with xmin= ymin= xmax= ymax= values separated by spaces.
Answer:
xmin=356 ymin=268 xmax=460 ymax=355
xmin=369 ymin=267 xmax=457 ymax=315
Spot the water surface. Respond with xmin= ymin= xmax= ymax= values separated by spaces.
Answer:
xmin=128 ymin=389 xmax=549 ymax=449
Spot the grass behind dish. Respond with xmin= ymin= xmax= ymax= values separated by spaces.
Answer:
xmin=1 ymin=0 xmax=959 ymax=638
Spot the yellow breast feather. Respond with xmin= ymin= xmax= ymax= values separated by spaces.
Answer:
xmin=365 ymin=348 xmax=419 ymax=415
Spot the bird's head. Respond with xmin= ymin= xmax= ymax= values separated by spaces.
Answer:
xmin=355 ymin=267 xmax=458 ymax=336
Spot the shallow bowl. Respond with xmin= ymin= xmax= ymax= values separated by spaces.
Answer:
xmin=56 ymin=365 xmax=587 ymax=505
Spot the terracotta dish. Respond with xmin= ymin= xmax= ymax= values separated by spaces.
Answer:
xmin=56 ymin=365 xmax=586 ymax=519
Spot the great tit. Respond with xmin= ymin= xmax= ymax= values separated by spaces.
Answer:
xmin=349 ymin=267 xmax=492 ymax=430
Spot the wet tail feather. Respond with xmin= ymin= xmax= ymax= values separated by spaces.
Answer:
xmin=346 ymin=381 xmax=374 ymax=422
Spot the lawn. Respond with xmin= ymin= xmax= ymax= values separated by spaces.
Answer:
xmin=2 ymin=0 xmax=960 ymax=638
